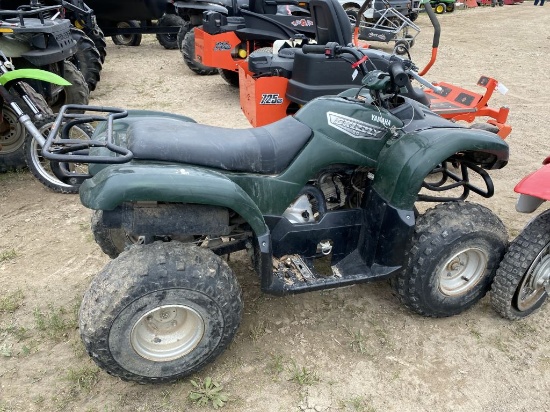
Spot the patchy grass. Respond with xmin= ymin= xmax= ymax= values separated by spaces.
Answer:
xmin=288 ymin=361 xmax=320 ymax=386
xmin=0 ymin=249 xmax=18 ymax=264
xmin=66 ymin=366 xmax=101 ymax=392
xmin=0 ymin=290 xmax=24 ymax=313
xmin=33 ymin=303 xmax=78 ymax=342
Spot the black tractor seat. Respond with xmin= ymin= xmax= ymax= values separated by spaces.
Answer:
xmin=127 ymin=116 xmax=312 ymax=174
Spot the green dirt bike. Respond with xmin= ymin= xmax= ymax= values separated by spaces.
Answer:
xmin=44 ymin=44 xmax=509 ymax=383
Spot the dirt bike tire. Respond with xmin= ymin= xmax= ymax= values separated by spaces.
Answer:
xmin=24 ymin=114 xmax=94 ymax=194
xmin=181 ymin=26 xmax=218 ymax=75
xmin=156 ymin=13 xmax=184 ymax=49
xmin=491 ymin=212 xmax=550 ymax=320
xmin=390 ymin=202 xmax=508 ymax=317
xmin=79 ymin=242 xmax=243 ymax=383
xmin=69 ymin=28 xmax=103 ymax=92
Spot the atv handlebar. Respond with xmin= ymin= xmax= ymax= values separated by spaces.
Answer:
xmin=40 ymin=105 xmax=134 ymax=164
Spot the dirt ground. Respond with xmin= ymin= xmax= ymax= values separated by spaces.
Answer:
xmin=1 ymin=3 xmax=550 ymax=411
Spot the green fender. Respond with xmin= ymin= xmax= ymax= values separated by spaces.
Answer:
xmin=79 ymin=163 xmax=269 ymax=238
xmin=373 ymin=128 xmax=509 ymax=210
xmin=0 ymin=69 xmax=71 ymax=86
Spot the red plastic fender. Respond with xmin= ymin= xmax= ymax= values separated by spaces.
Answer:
xmin=514 ymin=162 xmax=550 ymax=213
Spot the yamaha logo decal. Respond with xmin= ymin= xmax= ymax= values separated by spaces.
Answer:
xmin=327 ymin=112 xmax=386 ymax=139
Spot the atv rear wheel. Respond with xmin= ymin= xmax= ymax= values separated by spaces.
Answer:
xmin=219 ymin=69 xmax=240 ymax=87
xmin=491 ymin=212 xmax=550 ymax=320
xmin=91 ymin=210 xmax=135 ymax=258
xmin=112 ymin=21 xmax=142 ymax=46
xmin=79 ymin=242 xmax=243 ymax=383
xmin=24 ymin=115 xmax=94 ymax=193
xmin=181 ymin=26 xmax=218 ymax=75
xmin=156 ymin=13 xmax=184 ymax=49
xmin=391 ymin=202 xmax=507 ymax=317
xmin=69 ymin=28 xmax=103 ymax=92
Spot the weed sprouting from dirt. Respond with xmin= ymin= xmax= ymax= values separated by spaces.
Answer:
xmin=188 ymin=377 xmax=230 ymax=409
xmin=0 ymin=249 xmax=17 ymax=264
xmin=66 ymin=366 xmax=100 ymax=392
xmin=346 ymin=327 xmax=367 ymax=354
xmin=249 ymin=320 xmax=267 ymax=342
xmin=338 ymin=395 xmax=377 ymax=411
xmin=33 ymin=303 xmax=78 ymax=341
xmin=289 ymin=361 xmax=320 ymax=386
xmin=0 ymin=290 xmax=24 ymax=313
xmin=265 ymin=353 xmax=285 ymax=380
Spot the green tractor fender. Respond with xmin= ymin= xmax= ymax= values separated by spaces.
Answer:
xmin=79 ymin=163 xmax=269 ymax=239
xmin=372 ymin=127 xmax=509 ymax=210
xmin=0 ymin=68 xmax=71 ymax=86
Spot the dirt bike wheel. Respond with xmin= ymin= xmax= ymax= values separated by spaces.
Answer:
xmin=79 ymin=242 xmax=243 ymax=383
xmin=181 ymin=26 xmax=218 ymax=75
xmin=491 ymin=212 xmax=550 ymax=320
xmin=69 ymin=28 xmax=103 ymax=92
xmin=391 ymin=202 xmax=508 ymax=317
xmin=24 ymin=115 xmax=94 ymax=194
xmin=156 ymin=13 xmax=184 ymax=49
xmin=48 ymin=61 xmax=90 ymax=113
xmin=0 ymin=84 xmax=52 ymax=172
xmin=219 ymin=69 xmax=240 ymax=87
xmin=112 ymin=21 xmax=142 ymax=46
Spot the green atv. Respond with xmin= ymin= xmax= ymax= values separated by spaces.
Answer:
xmin=44 ymin=46 xmax=509 ymax=383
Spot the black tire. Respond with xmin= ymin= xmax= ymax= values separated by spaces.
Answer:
xmin=48 ymin=61 xmax=90 ymax=113
xmin=435 ymin=2 xmax=446 ymax=13
xmin=391 ymin=202 xmax=508 ymax=318
xmin=176 ymin=21 xmax=191 ymax=51
xmin=393 ymin=40 xmax=410 ymax=56
xmin=24 ymin=114 xmax=94 ymax=193
xmin=344 ymin=6 xmax=360 ymax=25
xmin=491 ymin=212 xmax=550 ymax=320
xmin=181 ymin=26 xmax=218 ymax=75
xmin=69 ymin=28 xmax=103 ymax=92
xmin=112 ymin=21 xmax=142 ymax=46
xmin=87 ymin=25 xmax=108 ymax=63
xmin=91 ymin=210 xmax=134 ymax=258
xmin=409 ymin=11 xmax=419 ymax=21
xmin=446 ymin=2 xmax=455 ymax=12
xmin=0 ymin=107 xmax=27 ymax=172
xmin=469 ymin=123 xmax=500 ymax=134
xmin=0 ymin=83 xmax=52 ymax=172
xmin=156 ymin=13 xmax=184 ymax=49
xmin=79 ymin=242 xmax=243 ymax=383
xmin=219 ymin=69 xmax=240 ymax=87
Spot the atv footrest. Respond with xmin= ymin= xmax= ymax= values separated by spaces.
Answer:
xmin=269 ymin=251 xmax=399 ymax=294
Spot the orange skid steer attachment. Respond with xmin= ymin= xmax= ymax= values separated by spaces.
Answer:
xmin=238 ymin=61 xmax=291 ymax=127
xmin=425 ymin=76 xmax=511 ymax=139
xmin=194 ymin=27 xmax=243 ymax=70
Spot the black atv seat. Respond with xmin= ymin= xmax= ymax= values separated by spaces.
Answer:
xmin=126 ymin=116 xmax=312 ymax=174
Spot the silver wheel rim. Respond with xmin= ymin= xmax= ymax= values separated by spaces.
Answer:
xmin=131 ymin=305 xmax=205 ymax=362
xmin=30 ymin=123 xmax=90 ymax=188
xmin=439 ymin=248 xmax=488 ymax=296
xmin=516 ymin=242 xmax=550 ymax=311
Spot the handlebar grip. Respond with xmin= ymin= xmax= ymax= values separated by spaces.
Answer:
xmin=302 ymin=44 xmax=327 ymax=54
xmin=388 ymin=61 xmax=409 ymax=89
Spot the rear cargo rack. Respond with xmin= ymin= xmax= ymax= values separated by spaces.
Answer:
xmin=41 ymin=104 xmax=133 ymax=164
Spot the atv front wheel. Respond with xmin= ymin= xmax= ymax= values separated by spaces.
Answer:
xmin=181 ymin=26 xmax=218 ymax=75
xmin=112 ymin=21 xmax=142 ymax=46
xmin=491 ymin=212 xmax=550 ymax=320
xmin=391 ymin=202 xmax=507 ymax=317
xmin=24 ymin=115 xmax=94 ymax=193
xmin=79 ymin=242 xmax=243 ymax=383
xmin=156 ymin=13 xmax=184 ymax=49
